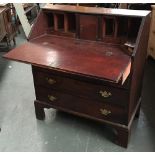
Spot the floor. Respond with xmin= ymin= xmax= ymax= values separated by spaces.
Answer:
xmin=0 ymin=29 xmax=155 ymax=152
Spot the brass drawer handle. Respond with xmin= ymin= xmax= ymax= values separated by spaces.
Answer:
xmin=100 ymin=108 xmax=111 ymax=116
xmin=46 ymin=77 xmax=56 ymax=85
xmin=48 ymin=95 xmax=56 ymax=102
xmin=99 ymin=90 xmax=112 ymax=98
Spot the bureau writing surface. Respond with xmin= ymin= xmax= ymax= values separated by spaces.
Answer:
xmin=4 ymin=35 xmax=131 ymax=84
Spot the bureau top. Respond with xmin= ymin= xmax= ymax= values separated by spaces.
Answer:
xmin=43 ymin=4 xmax=150 ymax=17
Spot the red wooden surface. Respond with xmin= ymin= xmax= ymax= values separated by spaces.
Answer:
xmin=4 ymin=35 xmax=131 ymax=83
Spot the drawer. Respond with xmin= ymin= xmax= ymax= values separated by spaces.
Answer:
xmin=35 ymin=86 xmax=127 ymax=124
xmin=79 ymin=14 xmax=98 ymax=41
xmin=33 ymin=69 xmax=129 ymax=107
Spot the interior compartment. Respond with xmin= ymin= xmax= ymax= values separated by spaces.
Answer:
xmin=67 ymin=13 xmax=76 ymax=33
xmin=124 ymin=17 xmax=142 ymax=51
xmin=45 ymin=12 xmax=54 ymax=30
xmin=105 ymin=18 xmax=115 ymax=36
xmin=117 ymin=17 xmax=128 ymax=37
xmin=56 ymin=13 xmax=64 ymax=30
xmin=127 ymin=17 xmax=142 ymax=44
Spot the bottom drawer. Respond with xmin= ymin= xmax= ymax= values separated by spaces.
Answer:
xmin=35 ymin=87 xmax=127 ymax=124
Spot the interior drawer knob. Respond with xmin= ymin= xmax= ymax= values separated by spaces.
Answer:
xmin=46 ymin=77 xmax=56 ymax=85
xmin=48 ymin=95 xmax=56 ymax=102
xmin=99 ymin=90 xmax=112 ymax=98
xmin=100 ymin=108 xmax=111 ymax=116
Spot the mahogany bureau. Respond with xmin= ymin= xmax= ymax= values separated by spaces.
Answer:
xmin=4 ymin=4 xmax=151 ymax=148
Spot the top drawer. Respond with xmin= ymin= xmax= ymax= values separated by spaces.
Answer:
xmin=32 ymin=66 xmax=130 ymax=107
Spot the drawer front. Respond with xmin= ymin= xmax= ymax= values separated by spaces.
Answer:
xmin=79 ymin=14 xmax=98 ymax=41
xmin=35 ymin=87 xmax=127 ymax=124
xmin=33 ymin=69 xmax=129 ymax=107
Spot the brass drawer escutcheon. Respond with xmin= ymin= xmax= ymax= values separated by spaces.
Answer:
xmin=99 ymin=90 xmax=112 ymax=98
xmin=48 ymin=95 xmax=56 ymax=101
xmin=100 ymin=108 xmax=111 ymax=116
xmin=46 ymin=77 xmax=56 ymax=85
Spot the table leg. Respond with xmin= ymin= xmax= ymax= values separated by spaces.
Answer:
xmin=114 ymin=126 xmax=130 ymax=148
xmin=135 ymin=103 xmax=141 ymax=118
xmin=34 ymin=100 xmax=45 ymax=120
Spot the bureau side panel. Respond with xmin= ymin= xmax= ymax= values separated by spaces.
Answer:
xmin=28 ymin=10 xmax=48 ymax=40
xmin=148 ymin=6 xmax=155 ymax=59
xmin=129 ymin=14 xmax=151 ymax=121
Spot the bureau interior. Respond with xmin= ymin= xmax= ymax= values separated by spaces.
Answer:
xmin=27 ymin=7 xmax=144 ymax=80
xmin=43 ymin=10 xmax=142 ymax=48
